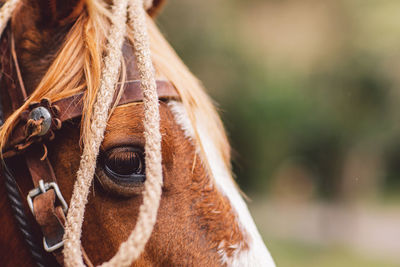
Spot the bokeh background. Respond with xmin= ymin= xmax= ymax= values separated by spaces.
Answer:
xmin=157 ymin=1 xmax=400 ymax=266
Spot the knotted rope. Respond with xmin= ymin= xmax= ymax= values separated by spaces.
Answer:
xmin=0 ymin=0 xmax=163 ymax=266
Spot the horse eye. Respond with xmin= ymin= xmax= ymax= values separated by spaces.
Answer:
xmin=102 ymin=147 xmax=145 ymax=184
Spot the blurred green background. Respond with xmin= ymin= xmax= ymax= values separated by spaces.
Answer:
xmin=158 ymin=0 xmax=400 ymax=266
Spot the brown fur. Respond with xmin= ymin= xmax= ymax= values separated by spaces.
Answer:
xmin=0 ymin=1 xmax=248 ymax=266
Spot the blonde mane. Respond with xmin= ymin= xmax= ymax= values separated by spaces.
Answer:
xmin=0 ymin=1 xmax=231 ymax=177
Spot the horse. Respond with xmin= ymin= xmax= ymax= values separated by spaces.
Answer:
xmin=0 ymin=0 xmax=275 ymax=266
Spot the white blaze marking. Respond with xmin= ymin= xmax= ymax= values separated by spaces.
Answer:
xmin=169 ymin=101 xmax=275 ymax=267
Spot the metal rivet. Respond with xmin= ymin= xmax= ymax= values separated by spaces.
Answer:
xmin=29 ymin=107 xmax=52 ymax=136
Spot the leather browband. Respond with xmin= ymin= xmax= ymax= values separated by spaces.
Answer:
xmin=57 ymin=80 xmax=178 ymax=122
xmin=3 ymin=80 xmax=179 ymax=158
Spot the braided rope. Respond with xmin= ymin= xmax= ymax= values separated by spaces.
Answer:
xmin=64 ymin=0 xmax=162 ymax=266
xmin=62 ymin=0 xmax=129 ymax=266
xmin=3 ymin=165 xmax=48 ymax=267
xmin=100 ymin=0 xmax=163 ymax=264
xmin=0 ymin=0 xmax=19 ymax=36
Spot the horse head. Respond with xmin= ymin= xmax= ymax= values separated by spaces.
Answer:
xmin=0 ymin=0 xmax=274 ymax=266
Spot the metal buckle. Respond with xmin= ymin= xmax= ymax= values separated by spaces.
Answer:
xmin=27 ymin=179 xmax=68 ymax=252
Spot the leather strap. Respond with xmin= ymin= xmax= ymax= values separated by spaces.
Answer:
xmin=25 ymin=145 xmax=68 ymax=265
xmin=3 ymin=80 xmax=179 ymax=157
xmin=33 ymin=191 xmax=64 ymax=259
xmin=58 ymin=80 xmax=178 ymax=122
xmin=25 ymin=146 xmax=57 ymax=187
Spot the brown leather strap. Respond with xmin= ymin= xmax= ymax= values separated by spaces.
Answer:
xmin=57 ymin=80 xmax=178 ymax=122
xmin=3 ymin=80 xmax=179 ymax=157
xmin=36 ymin=197 xmax=93 ymax=266
xmin=33 ymin=190 xmax=64 ymax=251
xmin=25 ymin=146 xmax=57 ymax=186
xmin=25 ymin=146 xmax=65 ymax=264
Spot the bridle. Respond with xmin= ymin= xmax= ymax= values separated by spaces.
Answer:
xmin=0 ymin=23 xmax=178 ymax=266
